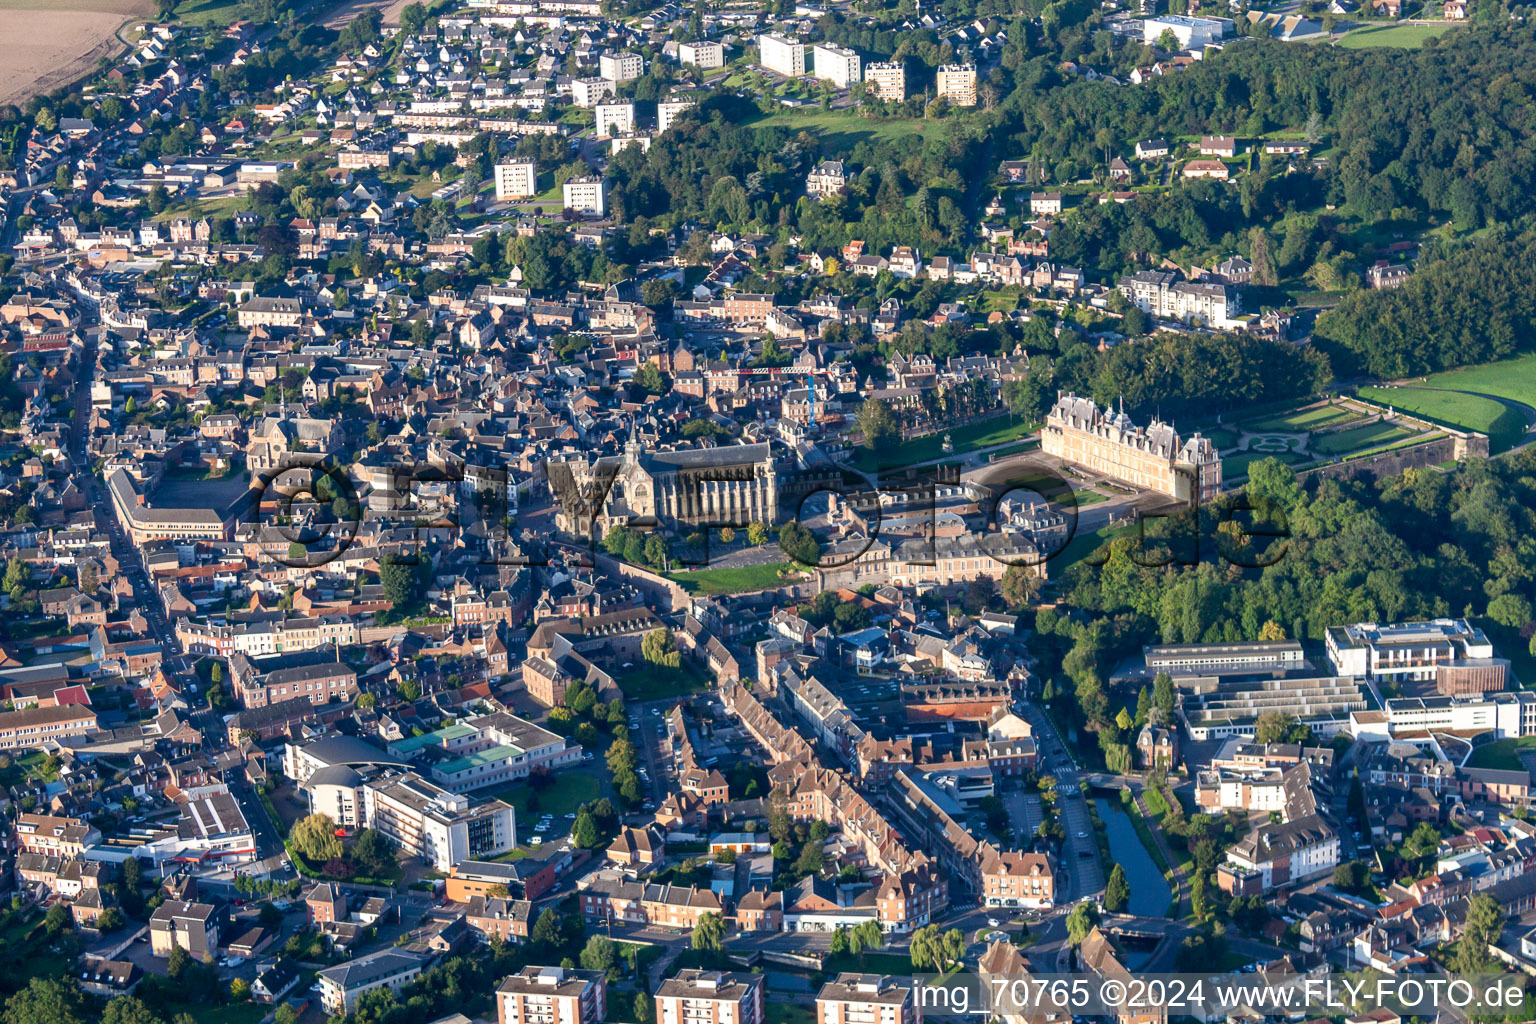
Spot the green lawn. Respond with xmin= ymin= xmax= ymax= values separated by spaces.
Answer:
xmin=1337 ymin=22 xmax=1461 ymax=48
xmin=1045 ymin=524 xmax=1132 ymax=571
xmin=747 ymin=109 xmax=950 ymax=151
xmin=1358 ymin=386 xmax=1525 ymax=452
xmin=617 ymin=660 xmax=710 ymax=701
xmin=855 ymin=415 xmax=1039 ymax=472
xmin=157 ymin=1003 xmax=268 ymax=1024
xmin=1312 ymin=422 xmax=1416 ymax=456
xmin=767 ymin=1007 xmax=817 ymax=1024
xmin=1242 ymin=404 xmax=1358 ymax=432
xmin=1422 ymin=352 xmax=1536 ymax=405
xmin=1467 ymin=736 xmax=1536 ymax=770
xmin=492 ymin=772 xmax=601 ymax=817
xmin=666 ymin=561 xmax=804 ymax=595
xmin=1222 ymin=448 xmax=1308 ymax=480
xmin=174 ymin=0 xmax=240 ymax=26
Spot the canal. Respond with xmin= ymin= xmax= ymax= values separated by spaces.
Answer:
xmin=1094 ymin=797 xmax=1173 ymax=918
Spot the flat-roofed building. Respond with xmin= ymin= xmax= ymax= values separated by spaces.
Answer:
xmin=813 ymin=44 xmax=861 ymax=88
xmin=758 ymin=33 xmax=805 ymax=77
xmin=316 ymin=950 xmax=427 ymax=1015
xmin=863 ymin=62 xmax=905 ymax=101
xmin=935 ymin=64 xmax=976 ymax=106
xmin=497 ymin=966 xmax=607 ymax=1024
xmin=495 ymin=160 xmax=538 ymax=200
xmin=599 ymin=52 xmax=644 ymax=82
xmin=658 ymin=970 xmax=764 ymax=1024
xmin=817 ymin=975 xmax=921 ymax=1024
xmin=679 ymin=41 xmax=724 ymax=67
xmin=362 ymin=772 xmax=516 ymax=872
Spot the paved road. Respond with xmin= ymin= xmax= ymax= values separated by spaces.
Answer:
xmin=1019 ymin=703 xmax=1104 ymax=901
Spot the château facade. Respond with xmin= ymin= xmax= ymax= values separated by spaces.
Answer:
xmin=1042 ymin=392 xmax=1221 ymax=502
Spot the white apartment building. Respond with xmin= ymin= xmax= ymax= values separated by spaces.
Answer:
xmin=658 ymin=100 xmax=696 ymax=132
xmin=679 ymin=41 xmax=725 ymax=67
xmin=813 ymin=44 xmax=861 ymax=88
xmin=571 ymin=77 xmax=616 ymax=107
xmin=497 ymin=967 xmax=608 ymax=1024
xmin=863 ymin=62 xmax=906 ymax=101
xmin=658 ymin=971 xmax=764 ymax=1024
xmin=817 ymin=975 xmax=921 ymax=1024
xmin=1118 ymin=270 xmax=1240 ymax=327
xmin=361 ymin=772 xmax=517 ymax=872
xmin=494 ymin=160 xmax=537 ymax=200
xmin=595 ymin=102 xmax=636 ymax=138
xmin=599 ymin=51 xmax=644 ymax=82
xmin=317 ymin=951 xmax=426 ymax=1015
xmin=563 ymin=177 xmax=609 ymax=216
xmin=388 ymin=711 xmax=583 ymax=793
xmin=935 ymin=64 xmax=977 ymax=106
xmin=758 ymin=33 xmax=806 ymax=77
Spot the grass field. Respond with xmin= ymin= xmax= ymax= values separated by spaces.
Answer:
xmin=1243 ymin=404 xmax=1358 ymax=432
xmin=1337 ymin=22 xmax=1461 ymax=48
xmin=1358 ymin=386 xmax=1526 ymax=451
xmin=493 ymin=772 xmax=600 ymax=817
xmin=667 ymin=561 xmax=803 ymax=595
xmin=617 ymin=660 xmax=710 ymax=701
xmin=1422 ymin=352 xmax=1536 ymax=404
xmin=855 ymin=415 xmax=1039 ymax=471
xmin=747 ymin=109 xmax=950 ymax=151
xmin=1222 ymin=448 xmax=1307 ymax=480
xmin=1312 ymin=422 xmax=1416 ymax=456
xmin=173 ymin=0 xmax=239 ymax=25
xmin=1465 ymin=736 xmax=1536 ymax=771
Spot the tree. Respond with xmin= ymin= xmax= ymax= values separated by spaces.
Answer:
xmin=778 ymin=522 xmax=820 ymax=566
xmin=1066 ymin=903 xmax=1098 ymax=945
xmin=210 ymin=662 xmax=223 ymax=686
xmin=229 ymin=979 xmax=251 ymax=1003
xmin=641 ymin=627 xmax=680 ymax=668
xmin=852 ymin=920 xmax=883 ymax=956
xmin=1258 ymin=620 xmax=1286 ymax=641
xmin=292 ymin=813 xmax=343 ymax=863
xmin=1001 ymin=565 xmax=1040 ymax=609
xmin=829 ymin=926 xmax=850 ymax=955
xmin=380 ymin=553 xmax=419 ymax=608
xmin=572 ymin=808 xmax=602 ymax=849
xmin=43 ymin=901 xmax=71 ymax=936
xmin=634 ymin=363 xmax=666 ymax=394
xmin=4 ymin=978 xmax=85 ymax=1024
xmin=1254 ymin=712 xmax=1301 ymax=745
xmin=101 ymin=997 xmax=163 ymax=1024
xmin=97 ymin=907 xmax=128 ymax=932
xmin=855 ymin=399 xmax=899 ymax=454
xmin=531 ymin=908 xmax=563 ymax=950
xmin=794 ymin=841 xmax=825 ymax=875
xmin=1488 ymin=593 xmax=1533 ymax=630
xmin=747 ymin=521 xmax=768 ymax=546
xmin=1455 ymin=893 xmax=1503 ymax=973
xmin=692 ymin=911 xmax=725 ymax=952
xmin=634 ymin=993 xmax=654 ymax=1024
xmin=1152 ymin=672 xmax=1175 ymax=723
xmin=580 ymin=935 xmax=617 ymax=974
xmin=719 ymin=527 xmax=735 ymax=545
xmin=1105 ymin=864 xmax=1129 ymax=912
xmin=1333 ymin=860 xmax=1370 ymax=894
xmin=354 ymin=828 xmax=393 ymax=876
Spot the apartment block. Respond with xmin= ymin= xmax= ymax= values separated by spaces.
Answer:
xmin=571 ymin=78 xmax=616 ymax=107
xmin=361 ymin=772 xmax=516 ymax=872
xmin=497 ymin=966 xmax=607 ymax=1024
xmin=679 ymin=41 xmax=724 ymax=68
xmin=816 ymin=975 xmax=921 ymax=1024
xmin=758 ymin=33 xmax=805 ymax=77
xmin=563 ymin=177 xmax=609 ymax=216
xmin=599 ymin=52 xmax=644 ymax=82
xmin=595 ymin=102 xmax=636 ymax=138
xmin=935 ymin=64 xmax=976 ymax=106
xmin=495 ymin=160 xmax=538 ymax=200
xmin=863 ymin=62 xmax=906 ymax=101
xmin=659 ymin=100 xmax=696 ymax=132
xmin=812 ymin=44 xmax=861 ymax=88
xmin=657 ymin=970 xmax=764 ymax=1024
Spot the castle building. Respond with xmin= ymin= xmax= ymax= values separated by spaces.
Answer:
xmin=1041 ymin=392 xmax=1220 ymax=503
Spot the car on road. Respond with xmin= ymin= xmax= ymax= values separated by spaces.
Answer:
xmin=530 ymin=836 xmax=543 ymax=846
xmin=1076 ymin=831 xmax=1088 ymax=839
xmin=987 ymin=918 xmax=1000 ymax=927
